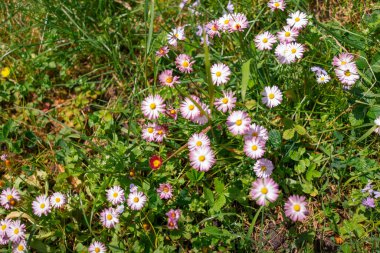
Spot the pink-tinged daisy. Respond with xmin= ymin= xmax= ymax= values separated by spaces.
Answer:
xmin=227 ymin=1 xmax=234 ymax=13
xmin=175 ymin=54 xmax=194 ymax=73
xmin=166 ymin=108 xmax=178 ymax=120
xmin=180 ymin=97 xmax=201 ymax=120
xmin=211 ymin=63 xmax=231 ymax=86
xmin=158 ymin=70 xmax=180 ymax=87
xmin=89 ymin=241 xmax=107 ymax=253
xmin=254 ymin=31 xmax=277 ymax=51
xmin=284 ymin=195 xmax=309 ymax=222
xmin=253 ymin=158 xmax=274 ymax=178
xmin=310 ymin=66 xmax=327 ymax=75
xmin=334 ymin=64 xmax=360 ymax=86
xmin=141 ymin=95 xmax=166 ymax=120
xmin=129 ymin=184 xmax=138 ymax=193
xmin=32 ymin=195 xmax=51 ymax=217
xmin=0 ymin=219 xmax=11 ymax=236
xmin=12 ymin=240 xmax=27 ymax=253
xmin=166 ymin=209 xmax=181 ymax=221
xmin=1 ymin=187 xmax=21 ymax=210
xmin=156 ymin=46 xmax=169 ymax=58
xmin=188 ymin=132 xmax=211 ymax=151
xmin=229 ymin=13 xmax=249 ymax=32
xmin=153 ymin=125 xmax=167 ymax=142
xmin=192 ymin=103 xmax=210 ymax=125
xmin=157 ymin=183 xmax=173 ymax=200
xmin=167 ymin=219 xmax=178 ymax=230
xmin=218 ymin=14 xmax=233 ymax=31
xmin=189 ymin=146 xmax=216 ymax=172
xmin=142 ymin=123 xmax=157 ymax=142
xmin=275 ymin=43 xmax=293 ymax=64
xmin=206 ymin=20 xmax=221 ymax=38
xmin=287 ymin=11 xmax=308 ymax=30
xmin=127 ymin=191 xmax=147 ymax=210
xmin=7 ymin=220 xmax=26 ymax=243
xmin=226 ymin=111 xmax=251 ymax=135
xmin=50 ymin=192 xmax=66 ymax=209
xmin=285 ymin=42 xmax=305 ymax=62
xmin=0 ymin=234 xmax=8 ymax=245
xmin=374 ymin=116 xmax=380 ymax=135
xmin=277 ymin=26 xmax=299 ymax=43
xmin=268 ymin=0 xmax=286 ymax=11
xmin=261 ymin=86 xmax=283 ymax=108
xmin=249 ymin=178 xmax=279 ymax=206
xmin=106 ymin=186 xmax=125 ymax=205
xmin=214 ymin=90 xmax=237 ymax=113
xmin=316 ymin=74 xmax=331 ymax=84
xmin=100 ymin=207 xmax=119 ymax=228
xmin=167 ymin=27 xmax=185 ymax=46
xmin=244 ymin=137 xmax=266 ymax=159
xmin=244 ymin=123 xmax=269 ymax=141
xmin=332 ymin=53 xmax=354 ymax=68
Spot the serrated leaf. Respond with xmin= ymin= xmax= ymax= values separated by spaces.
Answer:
xmin=241 ymin=59 xmax=251 ymax=102
xmin=294 ymin=125 xmax=306 ymax=135
xmin=204 ymin=187 xmax=214 ymax=205
xmin=212 ymin=195 xmax=226 ymax=211
xmin=283 ymin=128 xmax=295 ymax=140
xmin=268 ymin=129 xmax=282 ymax=149
xmin=214 ymin=178 xmax=224 ymax=194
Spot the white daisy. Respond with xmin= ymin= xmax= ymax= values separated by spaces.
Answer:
xmin=277 ymin=25 xmax=299 ymax=43
xmin=167 ymin=26 xmax=185 ymax=46
xmin=261 ymin=86 xmax=283 ymax=108
xmin=206 ymin=20 xmax=220 ymax=38
xmin=180 ymin=97 xmax=201 ymax=120
xmin=254 ymin=31 xmax=277 ymax=51
xmin=244 ymin=137 xmax=266 ymax=159
xmin=127 ymin=191 xmax=147 ymax=211
xmin=50 ymin=192 xmax=66 ymax=209
xmin=188 ymin=132 xmax=211 ymax=151
xmin=229 ymin=13 xmax=249 ymax=32
xmin=244 ymin=123 xmax=269 ymax=141
xmin=13 ymin=240 xmax=28 ymax=253
xmin=253 ymin=158 xmax=274 ymax=178
xmin=218 ymin=14 xmax=233 ymax=31
xmin=226 ymin=111 xmax=251 ymax=136
xmin=211 ymin=63 xmax=231 ymax=85
xmin=332 ymin=53 xmax=354 ymax=67
xmin=374 ymin=116 xmax=380 ymax=135
xmin=334 ymin=64 xmax=360 ymax=86
xmin=285 ymin=42 xmax=305 ymax=62
xmin=214 ymin=90 xmax=237 ymax=113
xmin=191 ymin=102 xmax=210 ymax=125
xmin=0 ymin=219 xmax=11 ymax=236
xmin=0 ymin=187 xmax=21 ymax=210
xmin=287 ymin=11 xmax=308 ymax=29
xmin=7 ymin=220 xmax=26 ymax=243
xmin=141 ymin=94 xmax=166 ymax=120
xmin=316 ymin=74 xmax=331 ymax=84
xmin=142 ymin=123 xmax=157 ymax=142
xmin=189 ymin=146 xmax=216 ymax=172
xmin=32 ymin=195 xmax=51 ymax=217
xmin=106 ymin=186 xmax=125 ymax=205
xmin=249 ymin=178 xmax=280 ymax=206
xmin=89 ymin=241 xmax=107 ymax=253
xmin=100 ymin=207 xmax=119 ymax=228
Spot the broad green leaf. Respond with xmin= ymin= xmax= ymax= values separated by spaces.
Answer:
xmin=212 ymin=195 xmax=226 ymax=212
xmin=214 ymin=178 xmax=224 ymax=194
xmin=241 ymin=59 xmax=251 ymax=102
xmin=201 ymin=226 xmax=232 ymax=237
xmin=204 ymin=187 xmax=214 ymax=205
xmin=283 ymin=128 xmax=295 ymax=140
xmin=294 ymin=125 xmax=307 ymax=135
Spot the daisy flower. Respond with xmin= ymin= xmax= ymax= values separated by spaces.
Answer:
xmin=106 ymin=186 xmax=125 ymax=205
xmin=0 ymin=234 xmax=8 ymax=245
xmin=374 ymin=116 xmax=380 ymax=135
xmin=7 ymin=220 xmax=26 ymax=243
xmin=116 ymin=205 xmax=125 ymax=214
xmin=166 ymin=108 xmax=178 ymax=120
xmin=254 ymin=31 xmax=277 ymax=51
xmin=316 ymin=74 xmax=331 ymax=84
xmin=100 ymin=207 xmax=119 ymax=228
xmin=268 ymin=0 xmax=286 ymax=11
xmin=127 ymin=191 xmax=147 ymax=211
xmin=244 ymin=123 xmax=269 ymax=141
xmin=167 ymin=27 xmax=185 ymax=46
xmin=362 ymin=197 xmax=375 ymax=208
xmin=218 ymin=14 xmax=233 ymax=31
xmin=261 ymin=86 xmax=283 ymax=108
xmin=149 ymin=155 xmax=163 ymax=170
xmin=89 ymin=241 xmax=107 ymax=253
xmin=1 ymin=187 xmax=21 ymax=210
xmin=249 ymin=178 xmax=279 ymax=206
xmin=157 ymin=183 xmax=173 ymax=200
xmin=189 ymin=146 xmax=216 ymax=172
xmin=287 ymin=11 xmax=308 ymax=30
xmin=226 ymin=111 xmax=251 ymax=135
xmin=0 ymin=219 xmax=11 ymax=236
xmin=334 ymin=64 xmax=360 ymax=86
xmin=192 ymin=102 xmax=210 ymax=125
xmin=188 ymin=132 xmax=211 ymax=151
xmin=129 ymin=184 xmax=138 ymax=193
xmin=142 ymin=123 xmax=157 ymax=142
xmin=211 ymin=63 xmax=231 ymax=86
xmin=214 ymin=90 xmax=237 ymax=113
xmin=167 ymin=219 xmax=178 ymax=230
xmin=284 ymin=195 xmax=309 ymax=222
xmin=32 ymin=195 xmax=51 ymax=217
xmin=277 ymin=26 xmax=299 ymax=43
xmin=175 ymin=54 xmax=194 ymax=73
xmin=166 ymin=209 xmax=181 ymax=221
xmin=332 ymin=53 xmax=355 ymax=68
xmin=285 ymin=42 xmax=305 ymax=62
xmin=153 ymin=125 xmax=167 ymax=142
xmin=275 ymin=43 xmax=293 ymax=64
xmin=159 ymin=70 xmax=180 ymax=87
xmin=50 ymin=192 xmax=66 ymax=209
xmin=13 ymin=240 xmax=27 ymax=253
xmin=180 ymin=97 xmax=201 ymax=120
xmin=229 ymin=13 xmax=249 ymax=32
xmin=206 ymin=20 xmax=221 ymax=38
xmin=156 ymin=46 xmax=169 ymax=58
xmin=253 ymin=158 xmax=274 ymax=178
xmin=141 ymin=95 xmax=166 ymax=120
xmin=244 ymin=137 xmax=266 ymax=159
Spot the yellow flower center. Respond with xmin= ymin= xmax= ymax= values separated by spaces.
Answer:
xmin=198 ymin=155 xmax=205 ymax=162
xmin=1 ymin=67 xmax=10 ymax=78
xmin=261 ymin=187 xmax=268 ymax=194
xmin=224 ymin=19 xmax=230 ymax=25
xmin=166 ymin=76 xmax=173 ymax=83
xmin=188 ymin=104 xmax=195 ymax=110
xmin=7 ymin=195 xmax=13 ymax=200
xmin=182 ymin=61 xmax=189 ymax=68
xmin=268 ymin=93 xmax=275 ymax=99
xmin=222 ymin=98 xmax=229 ymax=104
xmin=262 ymin=38 xmax=268 ymax=43
xmin=18 ymin=245 xmax=24 ymax=251
xmin=261 ymin=166 xmax=267 ymax=172
xmin=295 ymin=17 xmax=300 ymax=22
xmin=320 ymin=77 xmax=325 ymax=81
xmin=285 ymin=31 xmax=291 ymax=37
xmin=170 ymin=109 xmax=176 ymax=114
xmin=153 ymin=160 xmax=161 ymax=167
xmin=113 ymin=192 xmax=118 ymax=198
xmin=196 ymin=140 xmax=202 ymax=146
xmin=212 ymin=25 xmax=218 ymax=31
xmin=251 ymin=145 xmax=258 ymax=151
xmin=274 ymin=2 xmax=280 ymax=7
xmin=341 ymin=61 xmax=346 ymax=65
xmin=150 ymin=103 xmax=156 ymax=109
xmin=95 ymin=248 xmax=100 ymax=253
xmin=215 ymin=71 xmax=221 ymax=77
xmin=293 ymin=204 xmax=301 ymax=212
xmin=171 ymin=213 xmax=176 ymax=218
xmin=235 ymin=24 xmax=241 ymax=30
xmin=344 ymin=71 xmax=351 ymax=77
xmin=55 ymin=197 xmax=61 ymax=203
xmin=40 ymin=203 xmax=45 ymax=209
xmin=107 ymin=214 xmax=113 ymax=220
xmin=175 ymin=33 xmax=179 ymax=38
xmin=147 ymin=127 xmax=154 ymax=133
xmin=1 ymin=225 xmax=6 ymax=230
xmin=252 ymin=132 xmax=258 ymax=137
xmin=133 ymin=197 xmax=139 ymax=203
xmin=14 ymin=228 xmax=19 ymax=235
xmin=291 ymin=48 xmax=297 ymax=54
xmin=163 ymin=186 xmax=169 ymax=193
xmin=235 ymin=119 xmax=242 ymax=126
xmin=157 ymin=130 xmax=163 ymax=135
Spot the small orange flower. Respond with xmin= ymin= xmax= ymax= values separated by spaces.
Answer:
xmin=334 ymin=235 xmax=344 ymax=245
xmin=149 ymin=155 xmax=163 ymax=170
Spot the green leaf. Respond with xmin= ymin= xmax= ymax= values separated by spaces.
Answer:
xmin=294 ymin=125 xmax=306 ymax=135
xmin=201 ymin=226 xmax=232 ymax=237
xmin=204 ymin=187 xmax=214 ymax=206
xmin=306 ymin=165 xmax=322 ymax=181
xmin=241 ymin=59 xmax=251 ymax=102
xmin=268 ymin=129 xmax=282 ymax=149
xmin=214 ymin=178 xmax=224 ymax=194
xmin=283 ymin=128 xmax=295 ymax=140
xmin=212 ymin=195 xmax=226 ymax=212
